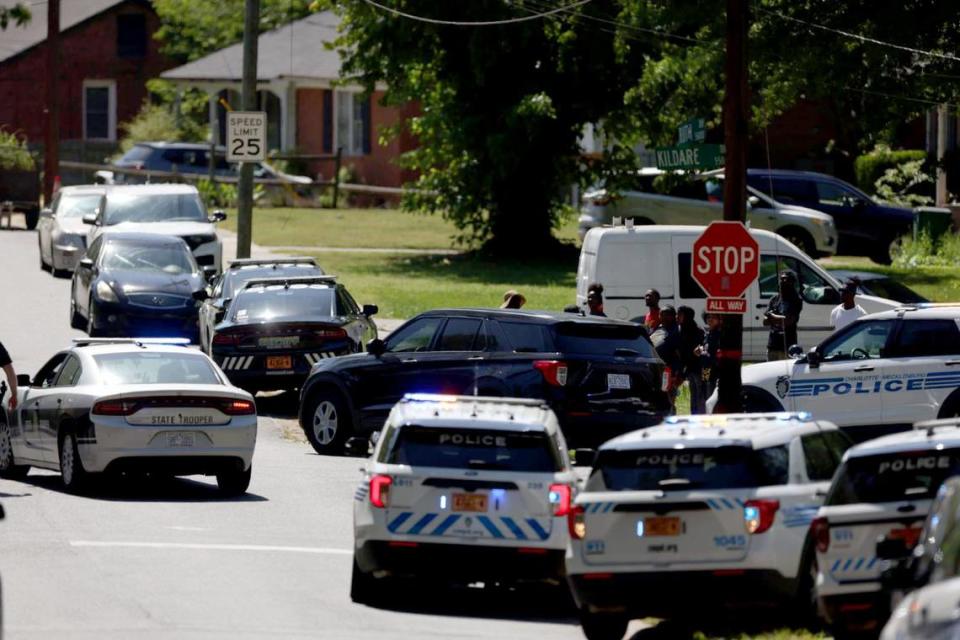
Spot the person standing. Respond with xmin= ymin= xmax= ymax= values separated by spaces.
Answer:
xmin=695 ymin=312 xmax=722 ymax=399
xmin=644 ymin=289 xmax=661 ymax=330
xmin=650 ymin=306 xmax=682 ymax=406
xmin=677 ymin=306 xmax=706 ymax=414
xmin=0 ymin=340 xmax=18 ymax=410
xmin=764 ymin=270 xmax=803 ymax=361
xmin=830 ymin=281 xmax=866 ymax=330
xmin=586 ymin=283 xmax=606 ymax=317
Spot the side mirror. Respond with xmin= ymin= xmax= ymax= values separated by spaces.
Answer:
xmin=82 ymin=213 xmax=98 ymax=225
xmin=876 ymin=537 xmax=911 ymax=561
xmin=806 ymin=347 xmax=821 ymax=367
xmin=201 ymin=266 xmax=218 ymax=282
xmin=208 ymin=210 xmax=227 ymax=223
xmin=362 ymin=304 xmax=379 ymax=317
xmin=344 ymin=436 xmax=371 ymax=458
xmin=366 ymin=338 xmax=386 ymax=357
xmin=787 ymin=344 xmax=805 ymax=359
xmin=370 ymin=430 xmax=381 ymax=445
xmin=571 ymin=448 xmax=597 ymax=468
xmin=192 ymin=289 xmax=209 ymax=301
xmin=747 ymin=195 xmax=761 ymax=209
xmin=16 ymin=374 xmax=31 ymax=387
xmin=78 ymin=257 xmax=94 ymax=271
xmin=40 ymin=208 xmax=53 ymax=218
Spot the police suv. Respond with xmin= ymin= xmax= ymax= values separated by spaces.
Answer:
xmin=565 ymin=413 xmax=851 ymax=640
xmin=715 ymin=305 xmax=960 ymax=441
xmin=350 ymin=394 xmax=577 ymax=604
xmin=812 ymin=422 xmax=960 ymax=636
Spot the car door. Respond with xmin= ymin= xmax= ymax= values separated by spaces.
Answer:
xmin=39 ymin=355 xmax=83 ymax=464
xmin=812 ymin=180 xmax=867 ymax=247
xmin=19 ymin=353 xmax=68 ymax=465
xmin=883 ymin=318 xmax=960 ymax=427
xmin=73 ymin=235 xmax=104 ymax=316
xmin=199 ymin=274 xmax=225 ymax=353
xmin=779 ymin=319 xmax=897 ymax=429
xmin=39 ymin=193 xmax=59 ymax=264
xmin=396 ymin=317 xmax=487 ymax=395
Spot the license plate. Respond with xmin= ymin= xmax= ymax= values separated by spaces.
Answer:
xmin=452 ymin=493 xmax=488 ymax=513
xmin=644 ymin=516 xmax=681 ymax=536
xmin=259 ymin=336 xmax=299 ymax=349
xmin=607 ymin=373 xmax=631 ymax=390
xmin=166 ymin=432 xmax=195 ymax=447
xmin=266 ymin=355 xmax=293 ymax=370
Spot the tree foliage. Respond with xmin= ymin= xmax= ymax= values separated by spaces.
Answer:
xmin=0 ymin=2 xmax=29 ymax=30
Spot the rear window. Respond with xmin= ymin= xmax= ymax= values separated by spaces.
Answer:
xmin=827 ymin=449 xmax=960 ymax=505
xmin=385 ymin=426 xmax=562 ymax=472
xmin=231 ymin=285 xmax=335 ymax=322
xmin=500 ymin=322 xmax=552 ymax=353
xmin=95 ymin=352 xmax=221 ymax=385
xmin=589 ymin=445 xmax=789 ymax=491
xmin=553 ymin=323 xmax=655 ymax=358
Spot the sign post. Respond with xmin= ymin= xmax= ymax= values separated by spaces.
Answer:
xmin=226 ymin=111 xmax=267 ymax=163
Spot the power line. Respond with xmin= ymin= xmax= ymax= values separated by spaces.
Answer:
xmin=361 ymin=0 xmax=592 ymax=27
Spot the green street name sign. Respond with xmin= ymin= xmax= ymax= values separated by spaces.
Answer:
xmin=655 ymin=143 xmax=725 ymax=171
xmin=677 ymin=117 xmax=706 ymax=146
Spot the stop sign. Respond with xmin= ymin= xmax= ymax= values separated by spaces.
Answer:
xmin=691 ymin=221 xmax=759 ymax=298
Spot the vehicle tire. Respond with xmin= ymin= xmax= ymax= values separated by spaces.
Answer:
xmin=579 ymin=610 xmax=628 ymax=640
xmin=741 ymin=386 xmax=784 ymax=413
xmin=302 ymin=388 xmax=352 ymax=455
xmin=789 ymin=545 xmax=819 ymax=626
xmin=872 ymin=236 xmax=903 ymax=266
xmin=216 ymin=465 xmax=251 ymax=496
xmin=778 ymin=227 xmax=816 ymax=257
xmin=69 ymin=294 xmax=85 ymax=330
xmin=87 ymin=296 xmax=103 ymax=337
xmin=59 ymin=431 xmax=89 ymax=493
xmin=0 ymin=420 xmax=29 ymax=479
xmin=350 ymin=554 xmax=380 ymax=605
xmin=938 ymin=390 xmax=960 ymax=419
xmin=24 ymin=208 xmax=39 ymax=231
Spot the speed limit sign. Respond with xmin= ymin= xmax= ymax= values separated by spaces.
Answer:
xmin=226 ymin=111 xmax=267 ymax=162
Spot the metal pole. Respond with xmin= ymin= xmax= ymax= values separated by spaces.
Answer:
xmin=937 ymin=104 xmax=949 ymax=207
xmin=715 ymin=0 xmax=748 ymax=413
xmin=43 ymin=0 xmax=60 ymax=204
xmin=236 ymin=0 xmax=260 ymax=259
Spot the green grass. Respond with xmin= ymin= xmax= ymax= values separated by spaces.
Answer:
xmin=820 ymin=256 xmax=960 ymax=302
xmin=222 ymin=207 xmax=581 ymax=250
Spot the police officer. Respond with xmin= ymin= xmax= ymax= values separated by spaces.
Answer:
xmin=0 ymin=340 xmax=18 ymax=410
xmin=763 ymin=270 xmax=803 ymax=361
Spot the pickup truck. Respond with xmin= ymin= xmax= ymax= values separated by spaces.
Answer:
xmin=0 ymin=168 xmax=41 ymax=229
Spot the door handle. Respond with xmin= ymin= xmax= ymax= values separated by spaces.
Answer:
xmin=854 ymin=365 xmax=874 ymax=372
xmin=56 ymin=399 xmax=62 ymax=404
xmin=401 ymin=359 xmax=417 ymax=363
xmin=467 ymin=356 xmax=484 ymax=361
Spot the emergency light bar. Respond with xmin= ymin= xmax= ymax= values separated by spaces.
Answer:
xmin=71 ymin=338 xmax=191 ymax=347
xmin=228 ymin=257 xmax=318 ymax=269
xmin=240 ymin=275 xmax=338 ymax=290
xmin=664 ymin=411 xmax=813 ymax=425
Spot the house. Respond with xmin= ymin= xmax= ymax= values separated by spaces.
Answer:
xmin=0 ymin=0 xmax=172 ymax=152
xmin=161 ymin=12 xmax=418 ymax=188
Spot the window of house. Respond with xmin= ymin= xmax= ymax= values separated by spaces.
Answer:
xmin=335 ymin=91 xmax=371 ymax=156
xmin=117 ymin=14 xmax=147 ymax=58
xmin=83 ymin=81 xmax=116 ymax=141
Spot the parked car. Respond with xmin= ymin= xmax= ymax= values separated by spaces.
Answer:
xmin=744 ymin=169 xmax=915 ymax=264
xmin=37 ymin=185 xmax=105 ymax=275
xmin=829 ymin=269 xmax=928 ymax=304
xmin=881 ymin=576 xmax=960 ymax=640
xmin=577 ymin=168 xmax=838 ymax=257
xmin=298 ymin=309 xmax=673 ymax=455
xmin=70 ymin=231 xmax=211 ymax=341
xmin=83 ymin=183 xmax=225 ymax=272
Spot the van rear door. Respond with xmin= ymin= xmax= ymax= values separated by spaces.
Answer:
xmin=595 ymin=237 xmax=672 ymax=322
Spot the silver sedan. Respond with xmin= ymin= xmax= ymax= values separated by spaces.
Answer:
xmin=38 ymin=185 xmax=105 ymax=275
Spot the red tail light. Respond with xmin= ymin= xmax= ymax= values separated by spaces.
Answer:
xmin=314 ymin=327 xmax=348 ymax=340
xmin=369 ymin=474 xmax=392 ymax=509
xmin=221 ymin=399 xmax=256 ymax=415
xmin=743 ymin=499 xmax=780 ymax=535
xmin=91 ymin=400 xmax=137 ymax=416
xmin=549 ymin=483 xmax=572 ymax=516
xmin=811 ymin=516 xmax=830 ymax=553
xmin=568 ymin=505 xmax=586 ymax=539
xmin=212 ymin=332 xmax=242 ymax=346
xmin=534 ymin=360 xmax=568 ymax=386
xmin=590 ymin=192 xmax=613 ymax=206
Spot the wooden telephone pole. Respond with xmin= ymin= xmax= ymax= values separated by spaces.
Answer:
xmin=236 ymin=0 xmax=260 ymax=259
xmin=43 ymin=0 xmax=60 ymax=204
xmin=715 ymin=0 xmax=749 ymax=412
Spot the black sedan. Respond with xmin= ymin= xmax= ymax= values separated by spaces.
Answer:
xmin=70 ymin=231 xmax=211 ymax=341
xmin=207 ymin=275 xmax=378 ymax=394
xmin=828 ymin=269 xmax=928 ymax=304
xmin=298 ymin=309 xmax=672 ymax=455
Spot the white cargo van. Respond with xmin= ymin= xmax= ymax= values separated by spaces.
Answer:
xmin=576 ymin=224 xmax=899 ymax=361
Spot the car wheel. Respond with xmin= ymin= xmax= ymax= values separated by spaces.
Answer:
xmin=87 ymin=296 xmax=102 ymax=337
xmin=0 ymin=421 xmax=29 ymax=479
xmin=579 ymin=610 xmax=628 ymax=640
xmin=24 ymin=208 xmax=39 ymax=230
xmin=350 ymin=554 xmax=380 ymax=605
xmin=779 ymin=227 xmax=815 ymax=257
xmin=741 ymin=387 xmax=784 ymax=413
xmin=872 ymin=236 xmax=903 ymax=266
xmin=216 ymin=465 xmax=251 ymax=497
xmin=303 ymin=389 xmax=351 ymax=455
xmin=59 ymin=431 xmax=89 ymax=493
xmin=70 ymin=294 xmax=85 ymax=330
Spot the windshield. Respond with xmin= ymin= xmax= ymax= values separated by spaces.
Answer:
xmin=104 ymin=193 xmax=206 ymax=225
xmin=57 ymin=194 xmax=101 ymax=219
xmin=385 ymin=426 xmax=562 ymax=472
xmin=827 ymin=449 xmax=960 ymax=505
xmin=861 ymin=278 xmax=928 ymax=304
xmin=101 ymin=241 xmax=196 ymax=275
xmin=589 ymin=445 xmax=789 ymax=491
xmin=95 ymin=352 xmax=221 ymax=385
xmin=553 ymin=323 xmax=655 ymax=358
xmin=231 ymin=285 xmax=335 ymax=322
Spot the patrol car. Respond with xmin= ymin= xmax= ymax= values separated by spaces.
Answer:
xmin=811 ymin=422 xmax=960 ymax=636
xmin=565 ymin=413 xmax=851 ymax=640
xmin=350 ymin=394 xmax=577 ymax=604
xmin=711 ymin=305 xmax=960 ymax=441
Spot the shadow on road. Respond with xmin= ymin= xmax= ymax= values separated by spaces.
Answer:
xmin=254 ymin=390 xmax=300 ymax=420
xmin=18 ymin=472 xmax=268 ymax=503
xmin=627 ymin=611 xmax=824 ymax=640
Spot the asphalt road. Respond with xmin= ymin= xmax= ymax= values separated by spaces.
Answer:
xmin=0 ymin=223 xmax=589 ymax=640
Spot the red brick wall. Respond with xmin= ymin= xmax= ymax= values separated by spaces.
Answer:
xmin=0 ymin=1 xmax=173 ymax=144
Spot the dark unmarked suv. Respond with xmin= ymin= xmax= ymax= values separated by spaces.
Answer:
xmin=298 ymin=309 xmax=672 ymax=455
xmin=745 ymin=169 xmax=914 ymax=264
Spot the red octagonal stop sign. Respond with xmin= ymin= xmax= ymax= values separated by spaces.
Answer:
xmin=691 ymin=221 xmax=759 ymax=298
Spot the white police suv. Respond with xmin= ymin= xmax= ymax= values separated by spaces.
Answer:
xmin=715 ymin=306 xmax=960 ymax=441
xmin=350 ymin=394 xmax=578 ymax=604
xmin=565 ymin=413 xmax=851 ymax=640
xmin=812 ymin=421 xmax=960 ymax=636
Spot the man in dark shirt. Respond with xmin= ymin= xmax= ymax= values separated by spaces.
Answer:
xmin=0 ymin=341 xmax=17 ymax=410
xmin=650 ymin=306 xmax=682 ymax=406
xmin=586 ymin=282 xmax=606 ymax=317
xmin=764 ymin=271 xmax=803 ymax=361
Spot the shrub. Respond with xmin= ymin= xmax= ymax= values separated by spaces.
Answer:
xmin=0 ymin=128 xmax=35 ymax=171
xmin=854 ymin=146 xmax=928 ymax=195
xmin=874 ymin=159 xmax=934 ymax=207
xmin=197 ymin=179 xmax=238 ymax=208
xmin=893 ymin=229 xmax=960 ymax=267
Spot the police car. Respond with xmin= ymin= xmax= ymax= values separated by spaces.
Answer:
xmin=712 ymin=305 xmax=960 ymax=441
xmin=565 ymin=413 xmax=851 ymax=640
xmin=811 ymin=421 xmax=960 ymax=636
xmin=350 ymin=394 xmax=577 ymax=604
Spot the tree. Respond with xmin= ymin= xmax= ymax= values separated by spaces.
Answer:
xmin=0 ymin=2 xmax=29 ymax=29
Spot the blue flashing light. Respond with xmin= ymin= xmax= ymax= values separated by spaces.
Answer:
xmin=744 ymin=505 xmax=760 ymax=522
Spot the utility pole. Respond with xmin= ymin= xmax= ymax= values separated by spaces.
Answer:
xmin=43 ymin=0 xmax=60 ymax=204
xmin=236 ymin=0 xmax=260 ymax=259
xmin=936 ymin=104 xmax=949 ymax=207
xmin=715 ymin=0 xmax=749 ymax=413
